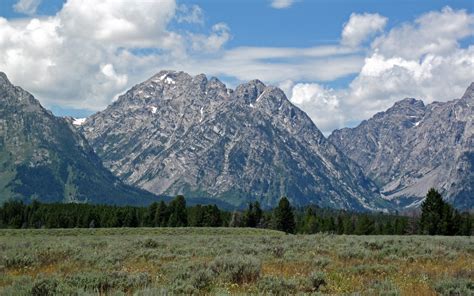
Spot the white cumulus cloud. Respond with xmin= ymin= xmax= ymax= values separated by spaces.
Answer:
xmin=290 ymin=83 xmax=345 ymax=133
xmin=341 ymin=12 xmax=387 ymax=47
xmin=371 ymin=6 xmax=473 ymax=59
xmin=0 ymin=0 xmax=232 ymax=111
xmin=288 ymin=7 xmax=473 ymax=134
xmin=59 ymin=0 xmax=179 ymax=48
xmin=1 ymin=2 xmax=471 ymax=136
xmin=0 ymin=0 xmax=365 ymax=113
xmin=191 ymin=23 xmax=231 ymax=53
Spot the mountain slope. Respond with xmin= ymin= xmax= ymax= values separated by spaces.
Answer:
xmin=82 ymin=70 xmax=388 ymax=210
xmin=329 ymin=83 xmax=474 ymax=209
xmin=0 ymin=72 xmax=156 ymax=205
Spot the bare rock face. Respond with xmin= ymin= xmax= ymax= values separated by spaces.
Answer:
xmin=329 ymin=83 xmax=474 ymax=209
xmin=0 ymin=72 xmax=156 ymax=205
xmin=82 ymin=70 xmax=387 ymax=210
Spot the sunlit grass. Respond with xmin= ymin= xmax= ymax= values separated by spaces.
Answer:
xmin=0 ymin=228 xmax=472 ymax=295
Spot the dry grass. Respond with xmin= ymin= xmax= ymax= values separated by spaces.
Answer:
xmin=0 ymin=228 xmax=472 ymax=295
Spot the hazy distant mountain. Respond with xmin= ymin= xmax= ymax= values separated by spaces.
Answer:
xmin=82 ymin=70 xmax=388 ymax=210
xmin=0 ymin=72 xmax=156 ymax=205
xmin=329 ymin=83 xmax=474 ymax=209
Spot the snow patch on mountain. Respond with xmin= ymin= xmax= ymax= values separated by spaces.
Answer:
xmin=73 ymin=118 xmax=86 ymax=126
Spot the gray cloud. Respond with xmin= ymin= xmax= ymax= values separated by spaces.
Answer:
xmin=13 ymin=0 xmax=41 ymax=15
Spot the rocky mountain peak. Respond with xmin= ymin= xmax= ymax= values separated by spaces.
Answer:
xmin=329 ymin=82 xmax=474 ymax=210
xmin=0 ymin=72 xmax=11 ymax=87
xmin=389 ymin=98 xmax=425 ymax=113
xmin=0 ymin=72 xmax=157 ymax=205
xmin=253 ymin=86 xmax=289 ymax=112
xmin=462 ymin=82 xmax=474 ymax=101
xmin=139 ymin=70 xmax=227 ymax=97
xmin=0 ymin=72 xmax=44 ymax=114
xmin=209 ymin=76 xmax=229 ymax=93
xmin=234 ymin=79 xmax=266 ymax=105
xmin=146 ymin=70 xmax=192 ymax=87
xmin=82 ymin=70 xmax=387 ymax=210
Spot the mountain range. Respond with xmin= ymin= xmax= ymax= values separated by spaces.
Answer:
xmin=329 ymin=84 xmax=473 ymax=210
xmin=0 ymin=70 xmax=472 ymax=210
xmin=80 ymin=70 xmax=386 ymax=210
xmin=0 ymin=72 xmax=156 ymax=205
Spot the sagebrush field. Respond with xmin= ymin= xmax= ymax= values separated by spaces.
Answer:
xmin=0 ymin=228 xmax=472 ymax=295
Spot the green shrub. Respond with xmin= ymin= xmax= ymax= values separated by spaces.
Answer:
xmin=305 ymin=272 xmax=326 ymax=291
xmin=434 ymin=278 xmax=474 ymax=296
xmin=313 ymin=257 xmax=331 ymax=268
xmin=190 ymin=269 xmax=214 ymax=290
xmin=64 ymin=271 xmax=150 ymax=293
xmin=210 ymin=255 xmax=261 ymax=284
xmin=271 ymin=246 xmax=285 ymax=258
xmin=171 ymin=268 xmax=214 ymax=294
xmin=64 ymin=272 xmax=110 ymax=292
xmin=257 ymin=276 xmax=296 ymax=295
xmin=4 ymin=254 xmax=35 ymax=268
xmin=170 ymin=279 xmax=198 ymax=294
xmin=337 ymin=247 xmax=368 ymax=260
xmin=134 ymin=288 xmax=168 ymax=295
xmin=36 ymin=249 xmax=71 ymax=265
xmin=31 ymin=278 xmax=59 ymax=296
xmin=364 ymin=241 xmax=384 ymax=251
xmin=138 ymin=238 xmax=162 ymax=249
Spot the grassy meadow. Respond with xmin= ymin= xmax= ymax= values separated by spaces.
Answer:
xmin=0 ymin=228 xmax=472 ymax=295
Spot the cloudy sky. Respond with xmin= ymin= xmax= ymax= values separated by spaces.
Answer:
xmin=0 ymin=0 xmax=472 ymax=134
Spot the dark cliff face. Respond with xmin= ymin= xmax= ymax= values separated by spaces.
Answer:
xmin=329 ymin=83 xmax=474 ymax=210
xmin=82 ymin=70 xmax=387 ymax=210
xmin=0 ymin=72 xmax=156 ymax=205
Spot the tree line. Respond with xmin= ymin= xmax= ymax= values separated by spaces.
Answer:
xmin=0 ymin=189 xmax=471 ymax=235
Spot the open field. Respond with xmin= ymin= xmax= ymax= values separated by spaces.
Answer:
xmin=0 ymin=228 xmax=472 ymax=295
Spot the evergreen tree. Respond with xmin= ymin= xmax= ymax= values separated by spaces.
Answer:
xmin=336 ymin=215 xmax=344 ymax=234
xmin=203 ymin=205 xmax=222 ymax=227
xmin=0 ymin=196 xmax=470 ymax=235
xmin=244 ymin=203 xmax=256 ymax=227
xmin=355 ymin=215 xmax=374 ymax=235
xmin=406 ymin=213 xmax=419 ymax=235
xmin=123 ymin=208 xmax=138 ymax=227
xmin=307 ymin=216 xmax=319 ymax=234
xmin=188 ymin=205 xmax=204 ymax=227
xmin=154 ymin=201 xmax=168 ymax=226
xmin=243 ymin=202 xmax=263 ymax=227
xmin=274 ymin=197 xmax=295 ymax=234
xmin=459 ymin=213 xmax=472 ymax=236
xmin=343 ymin=216 xmax=355 ymax=234
xmin=327 ymin=217 xmax=336 ymax=233
xmin=420 ymin=189 xmax=448 ymax=235
xmin=384 ymin=220 xmax=394 ymax=235
xmin=302 ymin=208 xmax=316 ymax=234
xmin=441 ymin=204 xmax=454 ymax=235
xmin=375 ymin=222 xmax=384 ymax=235
xmin=146 ymin=202 xmax=158 ymax=226
xmin=394 ymin=218 xmax=408 ymax=235
xmin=168 ymin=195 xmax=188 ymax=227
xmin=254 ymin=202 xmax=263 ymax=227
